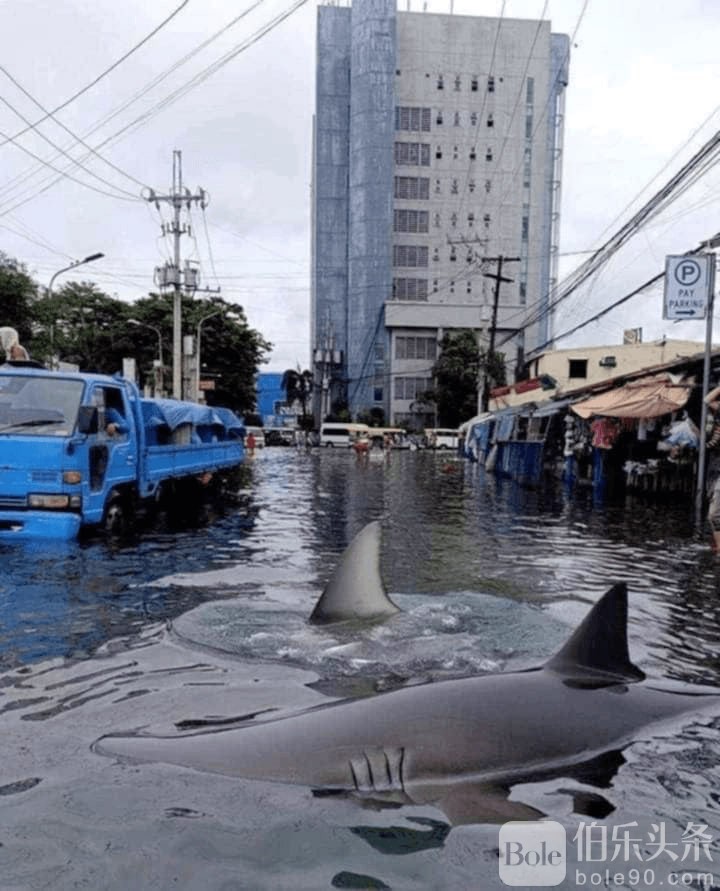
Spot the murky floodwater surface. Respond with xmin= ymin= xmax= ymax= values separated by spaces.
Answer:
xmin=1 ymin=450 xmax=719 ymax=890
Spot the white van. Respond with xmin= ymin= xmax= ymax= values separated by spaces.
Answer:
xmin=319 ymin=422 xmax=370 ymax=448
xmin=425 ymin=428 xmax=459 ymax=450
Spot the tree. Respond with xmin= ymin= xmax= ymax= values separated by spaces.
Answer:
xmin=281 ymin=367 xmax=314 ymax=429
xmin=425 ymin=329 xmax=506 ymax=427
xmin=187 ymin=297 xmax=271 ymax=415
xmin=0 ymin=253 xmax=38 ymax=345
xmin=29 ymin=282 xmax=135 ymax=373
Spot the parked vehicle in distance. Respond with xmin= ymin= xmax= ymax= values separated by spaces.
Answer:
xmin=425 ymin=427 xmax=460 ymax=450
xmin=319 ymin=422 xmax=370 ymax=447
xmin=366 ymin=427 xmax=409 ymax=449
xmin=0 ymin=364 xmax=245 ymax=539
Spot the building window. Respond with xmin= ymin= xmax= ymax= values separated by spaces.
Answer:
xmin=392 ymin=278 xmax=428 ymax=301
xmin=485 ymin=179 xmax=491 ymax=193
xmin=393 ymin=245 xmax=429 ymax=267
xmin=437 ymin=75 xmax=444 ymax=90
xmin=434 ymin=179 xmax=441 ymax=194
xmin=395 ymin=106 xmax=432 ymax=132
xmin=450 ymin=212 xmax=457 ymax=228
xmin=525 ymin=114 xmax=533 ymax=139
xmin=488 ymin=76 xmax=495 ymax=92
xmin=469 ymin=148 xmax=477 ymax=161
xmin=468 ymin=212 xmax=475 ymax=227
xmin=453 ymin=145 xmax=458 ymax=160
xmin=394 ymin=209 xmax=429 ymax=233
xmin=466 ymin=250 xmax=473 ymax=263
xmin=486 ymin=148 xmax=493 ymax=162
xmin=395 ymin=142 xmax=431 ymax=166
xmin=471 ymin=76 xmax=479 ymax=92
xmin=373 ymin=386 xmax=383 ymax=402
xmin=568 ymin=359 xmax=588 ymax=379
xmin=469 ymin=179 xmax=476 ymax=193
xmin=394 ymin=176 xmax=430 ymax=200
xmin=449 ymin=247 xmax=457 ymax=262
xmin=521 ymin=215 xmax=529 ymax=241
xmin=433 ymin=212 xmax=440 ymax=228
xmin=451 ymin=178 xmax=459 ymax=194
xmin=433 ymin=279 xmax=438 ymax=293
xmin=470 ymin=111 xmax=478 ymax=126
xmin=432 ymin=247 xmax=439 ymax=262
xmin=487 ymin=114 xmax=494 ymax=128
xmin=436 ymin=110 xmax=443 ymax=125
xmin=454 ymin=75 xmax=461 ymax=91
xmin=395 ymin=337 xmax=437 ymax=360
xmin=394 ymin=376 xmax=433 ymax=401
xmin=454 ymin=111 xmax=460 ymax=126
xmin=435 ymin=146 xmax=443 ymax=159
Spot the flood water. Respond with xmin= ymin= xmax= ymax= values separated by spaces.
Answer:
xmin=2 ymin=448 xmax=720 ymax=890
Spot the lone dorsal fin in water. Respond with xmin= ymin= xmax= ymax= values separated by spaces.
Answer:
xmin=309 ymin=521 xmax=399 ymax=625
xmin=545 ymin=583 xmax=645 ymax=683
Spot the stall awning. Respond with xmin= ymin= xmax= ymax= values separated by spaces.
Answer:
xmin=570 ymin=375 xmax=692 ymax=420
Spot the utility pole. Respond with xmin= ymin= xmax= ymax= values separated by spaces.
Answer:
xmin=480 ymin=255 xmax=520 ymax=412
xmin=144 ymin=151 xmax=208 ymax=399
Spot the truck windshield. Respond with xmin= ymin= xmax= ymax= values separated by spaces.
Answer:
xmin=0 ymin=375 xmax=84 ymax=436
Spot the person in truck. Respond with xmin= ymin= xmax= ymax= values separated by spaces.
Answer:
xmin=0 ymin=326 xmax=29 ymax=361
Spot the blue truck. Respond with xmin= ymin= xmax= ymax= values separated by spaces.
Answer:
xmin=0 ymin=363 xmax=245 ymax=539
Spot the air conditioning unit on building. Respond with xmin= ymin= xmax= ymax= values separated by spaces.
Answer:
xmin=599 ymin=356 xmax=617 ymax=368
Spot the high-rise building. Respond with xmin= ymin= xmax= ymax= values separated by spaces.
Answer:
xmin=311 ymin=0 xmax=569 ymax=427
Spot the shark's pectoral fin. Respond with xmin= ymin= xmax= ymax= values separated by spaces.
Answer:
xmin=310 ymin=521 xmax=400 ymax=624
xmin=545 ymin=582 xmax=646 ymax=684
xmin=430 ymin=783 xmax=546 ymax=826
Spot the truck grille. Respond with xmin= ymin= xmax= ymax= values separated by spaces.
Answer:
xmin=0 ymin=495 xmax=28 ymax=509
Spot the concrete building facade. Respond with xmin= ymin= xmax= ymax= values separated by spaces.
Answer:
xmin=311 ymin=0 xmax=569 ymax=427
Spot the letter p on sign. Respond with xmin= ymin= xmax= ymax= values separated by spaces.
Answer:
xmin=499 ymin=820 xmax=566 ymax=886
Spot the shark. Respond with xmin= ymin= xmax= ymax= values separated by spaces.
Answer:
xmin=94 ymin=580 xmax=720 ymax=824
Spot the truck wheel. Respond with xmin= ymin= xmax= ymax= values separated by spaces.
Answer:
xmin=104 ymin=495 xmax=129 ymax=536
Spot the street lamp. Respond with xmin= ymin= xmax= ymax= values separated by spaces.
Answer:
xmin=47 ymin=252 xmax=105 ymax=295
xmin=195 ymin=310 xmax=222 ymax=403
xmin=128 ymin=318 xmax=164 ymax=396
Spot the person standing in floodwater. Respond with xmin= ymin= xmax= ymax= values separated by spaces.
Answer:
xmin=704 ymin=384 xmax=720 ymax=551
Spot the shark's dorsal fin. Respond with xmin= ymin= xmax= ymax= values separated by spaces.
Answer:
xmin=309 ymin=521 xmax=399 ymax=625
xmin=545 ymin=583 xmax=645 ymax=683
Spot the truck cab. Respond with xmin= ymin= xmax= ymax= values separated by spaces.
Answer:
xmin=0 ymin=365 xmax=244 ymax=539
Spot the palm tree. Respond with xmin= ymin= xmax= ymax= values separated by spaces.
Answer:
xmin=281 ymin=367 xmax=314 ymax=427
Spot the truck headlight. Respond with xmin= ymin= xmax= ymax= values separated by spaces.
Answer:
xmin=29 ymin=494 xmax=71 ymax=509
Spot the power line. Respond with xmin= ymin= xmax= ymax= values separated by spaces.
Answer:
xmin=0 ymin=0 xmax=191 ymax=152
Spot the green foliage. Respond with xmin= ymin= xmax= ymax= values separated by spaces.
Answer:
xmin=281 ymin=368 xmax=313 ymax=422
xmin=427 ymin=329 xmax=507 ymax=426
xmin=0 ymin=253 xmax=270 ymax=415
xmin=30 ymin=282 xmax=135 ymax=373
xmin=357 ymin=407 xmax=386 ymax=427
xmin=0 ymin=253 xmax=37 ymax=344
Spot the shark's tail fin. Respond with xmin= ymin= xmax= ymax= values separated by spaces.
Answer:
xmin=545 ymin=582 xmax=646 ymax=684
xmin=309 ymin=521 xmax=399 ymax=625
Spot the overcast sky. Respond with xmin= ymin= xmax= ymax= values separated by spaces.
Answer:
xmin=1 ymin=0 xmax=720 ymax=370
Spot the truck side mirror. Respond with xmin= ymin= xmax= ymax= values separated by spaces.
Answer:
xmin=77 ymin=405 xmax=99 ymax=434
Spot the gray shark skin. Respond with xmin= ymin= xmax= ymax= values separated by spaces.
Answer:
xmin=309 ymin=521 xmax=399 ymax=624
xmin=94 ymin=584 xmax=720 ymax=824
